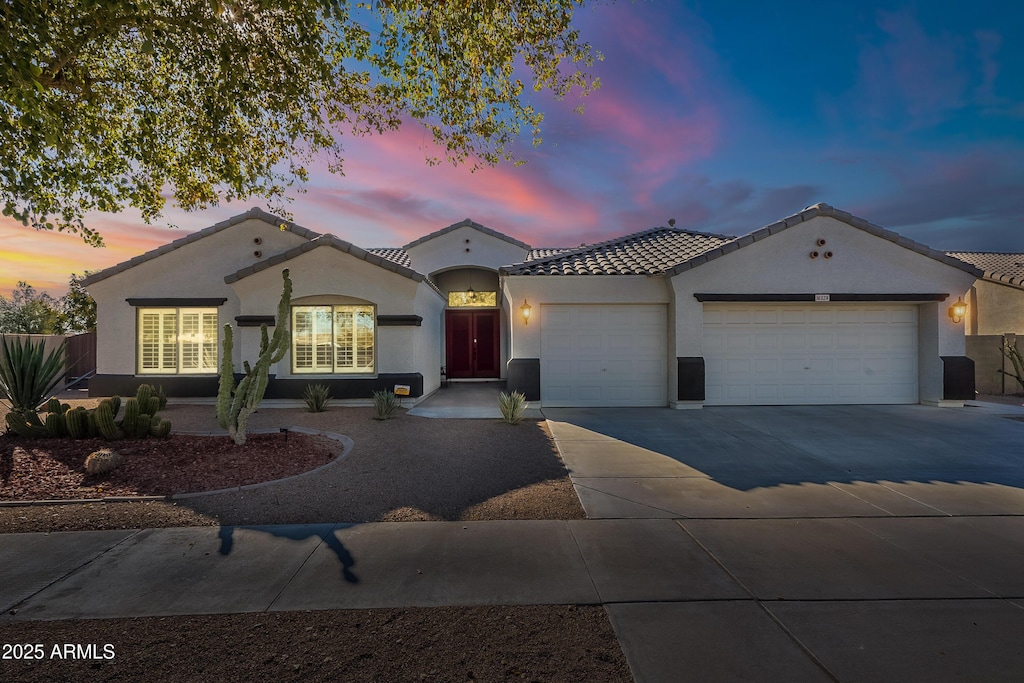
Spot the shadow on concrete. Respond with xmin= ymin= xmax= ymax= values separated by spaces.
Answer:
xmin=217 ymin=524 xmax=359 ymax=583
xmin=545 ymin=404 xmax=1024 ymax=492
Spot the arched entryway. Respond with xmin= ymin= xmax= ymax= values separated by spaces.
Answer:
xmin=433 ymin=267 xmax=503 ymax=379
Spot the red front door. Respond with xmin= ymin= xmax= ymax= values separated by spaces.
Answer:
xmin=445 ymin=310 xmax=499 ymax=378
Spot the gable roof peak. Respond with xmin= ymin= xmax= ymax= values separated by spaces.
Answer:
xmin=81 ymin=208 xmax=321 ymax=287
xmin=403 ymin=218 xmax=531 ymax=251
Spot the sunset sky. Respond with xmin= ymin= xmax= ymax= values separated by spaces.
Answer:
xmin=2 ymin=0 xmax=1022 ymax=297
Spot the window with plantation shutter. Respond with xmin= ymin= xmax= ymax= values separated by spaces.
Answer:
xmin=292 ymin=304 xmax=375 ymax=374
xmin=137 ymin=308 xmax=218 ymax=374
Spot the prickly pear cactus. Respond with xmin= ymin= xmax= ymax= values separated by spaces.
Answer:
xmin=84 ymin=448 xmax=124 ymax=475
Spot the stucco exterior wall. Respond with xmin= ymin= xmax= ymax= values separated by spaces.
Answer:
xmin=406 ymin=225 xmax=530 ymax=276
xmin=87 ymin=218 xmax=310 ymax=377
xmin=668 ymin=216 xmax=978 ymax=359
xmin=228 ymin=246 xmax=445 ymax=379
xmin=969 ymin=280 xmax=1024 ymax=335
xmin=502 ymin=275 xmax=672 ymax=359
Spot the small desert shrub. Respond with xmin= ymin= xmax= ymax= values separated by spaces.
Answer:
xmin=84 ymin=448 xmax=124 ymax=475
xmin=303 ymin=383 xmax=331 ymax=412
xmin=372 ymin=389 xmax=401 ymax=420
xmin=498 ymin=390 xmax=528 ymax=425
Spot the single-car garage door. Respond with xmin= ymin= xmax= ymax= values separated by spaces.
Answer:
xmin=541 ymin=304 xmax=667 ymax=407
xmin=703 ymin=304 xmax=918 ymax=405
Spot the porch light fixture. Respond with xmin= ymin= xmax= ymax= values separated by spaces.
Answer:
xmin=948 ymin=297 xmax=967 ymax=324
xmin=520 ymin=299 xmax=532 ymax=325
xmin=466 ymin=286 xmax=476 ymax=301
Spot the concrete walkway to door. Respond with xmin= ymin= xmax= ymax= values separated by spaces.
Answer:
xmin=408 ymin=381 xmax=544 ymax=419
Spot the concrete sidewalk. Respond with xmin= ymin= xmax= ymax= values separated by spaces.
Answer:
xmin=5 ymin=517 xmax=1024 ymax=681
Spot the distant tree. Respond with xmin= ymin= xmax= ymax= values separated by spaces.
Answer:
xmin=1 ymin=0 xmax=602 ymax=246
xmin=55 ymin=273 xmax=97 ymax=334
xmin=0 ymin=281 xmax=61 ymax=334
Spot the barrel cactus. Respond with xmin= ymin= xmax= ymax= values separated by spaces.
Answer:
xmin=84 ymin=448 xmax=124 ymax=475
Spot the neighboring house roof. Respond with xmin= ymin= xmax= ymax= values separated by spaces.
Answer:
xmin=662 ymin=203 xmax=985 ymax=279
xmin=224 ymin=234 xmax=443 ymax=295
xmin=81 ymin=207 xmax=321 ymax=287
xmin=946 ymin=252 xmax=1024 ymax=289
xmin=501 ymin=226 xmax=734 ymax=276
xmin=367 ymin=248 xmax=413 ymax=269
xmin=403 ymin=218 xmax=532 ymax=251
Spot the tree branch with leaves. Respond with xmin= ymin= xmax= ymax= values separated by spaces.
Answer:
xmin=1 ymin=0 xmax=603 ymax=246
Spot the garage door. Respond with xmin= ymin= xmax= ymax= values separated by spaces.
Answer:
xmin=703 ymin=304 xmax=918 ymax=405
xmin=541 ymin=304 xmax=667 ymax=407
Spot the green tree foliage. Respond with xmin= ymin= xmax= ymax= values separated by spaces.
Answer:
xmin=0 ymin=281 xmax=61 ymax=334
xmin=56 ymin=273 xmax=97 ymax=334
xmin=1 ymin=0 xmax=602 ymax=246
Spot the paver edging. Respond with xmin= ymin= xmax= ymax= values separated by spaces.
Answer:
xmin=0 ymin=427 xmax=354 ymax=507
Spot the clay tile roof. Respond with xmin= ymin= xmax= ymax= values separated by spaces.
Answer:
xmin=946 ymin=251 xmax=1024 ymax=289
xmin=367 ymin=247 xmax=412 ymax=269
xmin=502 ymin=226 xmax=733 ymax=276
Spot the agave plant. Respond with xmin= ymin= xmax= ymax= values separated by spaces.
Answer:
xmin=372 ymin=389 xmax=402 ymax=420
xmin=303 ymin=383 xmax=331 ymax=412
xmin=498 ymin=390 xmax=528 ymax=425
xmin=0 ymin=334 xmax=67 ymax=416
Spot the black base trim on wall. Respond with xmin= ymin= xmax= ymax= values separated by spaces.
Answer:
xmin=507 ymin=358 xmax=540 ymax=401
xmin=677 ymin=357 xmax=705 ymax=401
xmin=264 ymin=374 xmax=423 ymax=399
xmin=91 ymin=373 xmax=424 ymax=399
xmin=694 ymin=293 xmax=949 ymax=302
xmin=90 ymin=375 xmax=221 ymax=398
xmin=941 ymin=356 xmax=975 ymax=401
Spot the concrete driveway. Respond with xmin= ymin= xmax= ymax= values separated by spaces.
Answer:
xmin=545 ymin=403 xmax=1024 ymax=681
xmin=545 ymin=403 xmax=1024 ymax=519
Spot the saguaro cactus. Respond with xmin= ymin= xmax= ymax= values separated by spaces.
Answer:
xmin=217 ymin=269 xmax=292 ymax=445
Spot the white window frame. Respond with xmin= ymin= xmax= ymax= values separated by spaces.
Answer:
xmin=292 ymin=304 xmax=375 ymax=374
xmin=137 ymin=307 xmax=219 ymax=375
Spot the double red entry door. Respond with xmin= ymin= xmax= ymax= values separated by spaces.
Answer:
xmin=445 ymin=310 xmax=499 ymax=378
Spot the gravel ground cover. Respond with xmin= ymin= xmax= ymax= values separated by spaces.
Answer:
xmin=0 ymin=401 xmax=618 ymax=681
xmin=0 ymin=401 xmax=584 ymax=532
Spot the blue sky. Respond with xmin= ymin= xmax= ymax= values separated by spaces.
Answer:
xmin=2 ymin=0 xmax=1022 ymax=296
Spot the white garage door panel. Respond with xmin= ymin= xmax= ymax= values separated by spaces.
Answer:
xmin=703 ymin=304 xmax=918 ymax=406
xmin=541 ymin=304 xmax=667 ymax=407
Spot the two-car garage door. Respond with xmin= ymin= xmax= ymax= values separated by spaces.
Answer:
xmin=702 ymin=304 xmax=919 ymax=405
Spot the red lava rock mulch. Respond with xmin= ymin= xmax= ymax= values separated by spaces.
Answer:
xmin=0 ymin=432 xmax=338 ymax=501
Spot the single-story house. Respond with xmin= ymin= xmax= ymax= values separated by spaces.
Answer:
xmin=82 ymin=203 xmax=983 ymax=408
xmin=944 ymin=251 xmax=1024 ymax=394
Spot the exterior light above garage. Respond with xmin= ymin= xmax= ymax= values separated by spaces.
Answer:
xmin=520 ymin=299 xmax=532 ymax=325
xmin=949 ymin=296 xmax=967 ymax=323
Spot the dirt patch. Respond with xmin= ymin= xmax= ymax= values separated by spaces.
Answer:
xmin=0 ymin=606 xmax=631 ymax=682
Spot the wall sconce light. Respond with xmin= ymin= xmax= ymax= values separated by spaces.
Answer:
xmin=948 ymin=296 xmax=967 ymax=323
xmin=520 ymin=299 xmax=532 ymax=325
